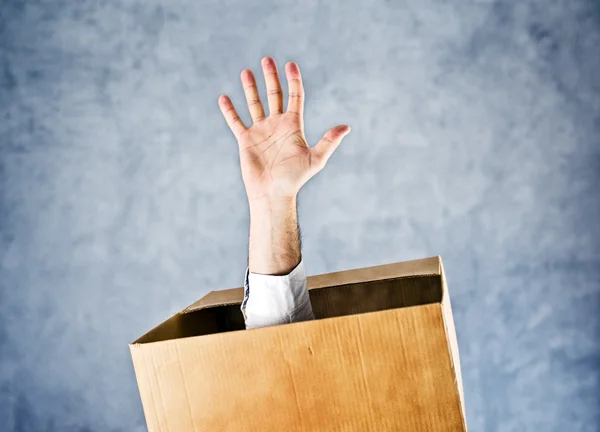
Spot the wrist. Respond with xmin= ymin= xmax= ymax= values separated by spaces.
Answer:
xmin=248 ymin=194 xmax=297 ymax=216
xmin=249 ymin=194 xmax=297 ymax=239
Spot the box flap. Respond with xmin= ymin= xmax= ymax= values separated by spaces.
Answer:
xmin=307 ymin=255 xmax=441 ymax=290
xmin=182 ymin=287 xmax=244 ymax=312
xmin=183 ymin=256 xmax=442 ymax=313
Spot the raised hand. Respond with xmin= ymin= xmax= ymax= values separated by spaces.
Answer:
xmin=218 ymin=57 xmax=351 ymax=203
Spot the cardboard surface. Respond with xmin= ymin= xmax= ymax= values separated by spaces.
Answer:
xmin=130 ymin=256 xmax=467 ymax=431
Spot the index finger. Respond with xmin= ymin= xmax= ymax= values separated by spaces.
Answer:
xmin=285 ymin=62 xmax=304 ymax=116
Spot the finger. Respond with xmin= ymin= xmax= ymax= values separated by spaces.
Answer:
xmin=240 ymin=69 xmax=266 ymax=123
xmin=285 ymin=61 xmax=304 ymax=116
xmin=218 ymin=95 xmax=248 ymax=139
xmin=311 ymin=125 xmax=351 ymax=169
xmin=261 ymin=56 xmax=284 ymax=115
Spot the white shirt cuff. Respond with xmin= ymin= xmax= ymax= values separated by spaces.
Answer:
xmin=241 ymin=259 xmax=315 ymax=329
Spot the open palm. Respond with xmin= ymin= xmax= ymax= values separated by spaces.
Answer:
xmin=218 ymin=57 xmax=351 ymax=203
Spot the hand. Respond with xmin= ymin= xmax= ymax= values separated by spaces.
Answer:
xmin=218 ymin=57 xmax=351 ymax=203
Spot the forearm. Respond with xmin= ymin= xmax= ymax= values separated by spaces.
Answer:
xmin=248 ymin=195 xmax=301 ymax=276
xmin=243 ymin=193 xmax=313 ymax=328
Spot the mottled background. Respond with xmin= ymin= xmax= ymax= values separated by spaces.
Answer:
xmin=1 ymin=0 xmax=599 ymax=430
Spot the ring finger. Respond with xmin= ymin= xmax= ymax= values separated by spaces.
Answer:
xmin=240 ymin=69 xmax=266 ymax=123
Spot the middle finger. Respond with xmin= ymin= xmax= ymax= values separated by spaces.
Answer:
xmin=261 ymin=57 xmax=284 ymax=115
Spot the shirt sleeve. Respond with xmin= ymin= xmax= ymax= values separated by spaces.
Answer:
xmin=241 ymin=259 xmax=315 ymax=329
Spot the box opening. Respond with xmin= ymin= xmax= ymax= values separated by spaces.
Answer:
xmin=135 ymin=274 xmax=442 ymax=345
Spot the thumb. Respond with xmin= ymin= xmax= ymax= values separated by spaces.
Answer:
xmin=311 ymin=125 xmax=351 ymax=169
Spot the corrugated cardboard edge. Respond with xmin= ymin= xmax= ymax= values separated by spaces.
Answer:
xmin=439 ymin=257 xmax=468 ymax=431
xmin=182 ymin=287 xmax=244 ymax=312
xmin=183 ymin=256 xmax=442 ymax=313
xmin=129 ymin=344 xmax=163 ymax=432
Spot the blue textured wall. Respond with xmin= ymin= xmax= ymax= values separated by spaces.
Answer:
xmin=1 ymin=0 xmax=599 ymax=431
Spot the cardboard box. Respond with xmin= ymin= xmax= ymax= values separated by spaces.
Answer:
xmin=130 ymin=255 xmax=467 ymax=431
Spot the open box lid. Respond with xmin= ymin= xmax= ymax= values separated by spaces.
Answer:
xmin=130 ymin=256 xmax=467 ymax=431
xmin=182 ymin=255 xmax=443 ymax=312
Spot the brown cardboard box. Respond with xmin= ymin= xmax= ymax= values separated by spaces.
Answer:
xmin=130 ymin=255 xmax=467 ymax=431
